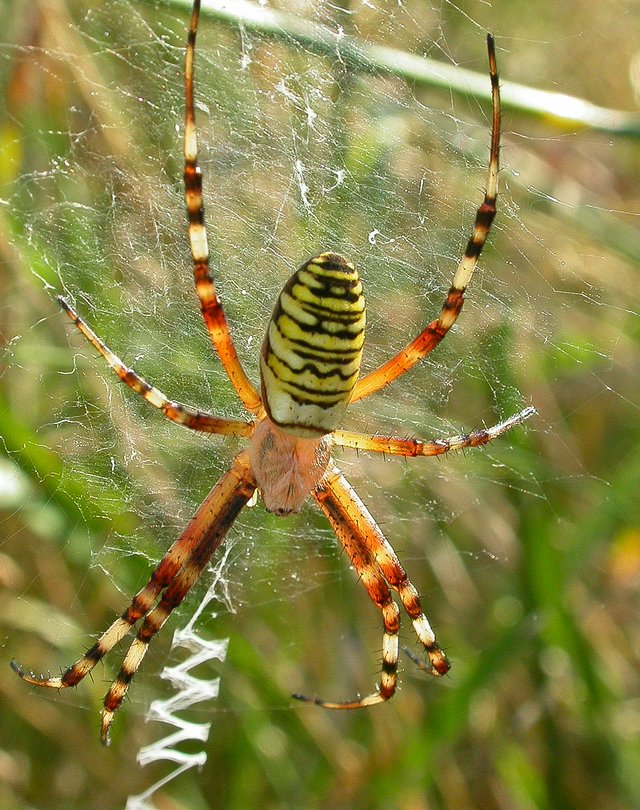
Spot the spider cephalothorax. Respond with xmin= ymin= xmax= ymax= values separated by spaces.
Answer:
xmin=12 ymin=0 xmax=534 ymax=745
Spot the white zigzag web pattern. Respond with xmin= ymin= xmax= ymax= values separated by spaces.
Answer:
xmin=125 ymin=548 xmax=234 ymax=809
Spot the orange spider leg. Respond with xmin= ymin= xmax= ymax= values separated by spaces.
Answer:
xmin=294 ymin=465 xmax=448 ymax=709
xmin=294 ymin=478 xmax=400 ymax=708
xmin=319 ymin=467 xmax=449 ymax=675
xmin=332 ymin=405 xmax=535 ymax=456
xmin=12 ymin=450 xmax=256 ymax=745
xmin=58 ymin=297 xmax=254 ymax=437
xmin=351 ymin=34 xmax=501 ymax=404
xmin=184 ymin=0 xmax=262 ymax=415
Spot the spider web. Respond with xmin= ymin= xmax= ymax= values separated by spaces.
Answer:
xmin=2 ymin=0 xmax=639 ymax=807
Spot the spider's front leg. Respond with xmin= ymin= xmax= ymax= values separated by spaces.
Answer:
xmin=12 ymin=451 xmax=256 ymax=745
xmin=293 ymin=530 xmax=402 ymax=708
xmin=293 ymin=465 xmax=449 ymax=710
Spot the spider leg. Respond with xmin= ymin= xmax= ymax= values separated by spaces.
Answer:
xmin=294 ymin=481 xmax=400 ymax=708
xmin=184 ymin=0 xmax=262 ymax=415
xmin=319 ymin=467 xmax=449 ymax=675
xmin=57 ymin=297 xmax=254 ymax=437
xmin=12 ymin=450 xmax=256 ymax=745
xmin=332 ymin=405 xmax=535 ymax=456
xmin=293 ymin=465 xmax=448 ymax=709
xmin=351 ymin=34 xmax=500 ymax=403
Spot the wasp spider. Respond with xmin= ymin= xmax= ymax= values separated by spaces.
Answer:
xmin=12 ymin=0 xmax=535 ymax=745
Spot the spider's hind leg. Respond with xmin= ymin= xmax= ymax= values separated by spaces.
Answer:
xmin=350 ymin=34 xmax=501 ymax=403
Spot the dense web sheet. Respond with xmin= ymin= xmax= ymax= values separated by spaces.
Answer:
xmin=2 ymin=0 xmax=640 ymax=807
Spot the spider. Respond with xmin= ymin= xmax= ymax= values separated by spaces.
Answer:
xmin=12 ymin=0 xmax=535 ymax=745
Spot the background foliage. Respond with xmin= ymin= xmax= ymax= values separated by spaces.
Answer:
xmin=1 ymin=0 xmax=639 ymax=808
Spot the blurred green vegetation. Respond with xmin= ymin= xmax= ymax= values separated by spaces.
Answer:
xmin=1 ymin=0 xmax=639 ymax=808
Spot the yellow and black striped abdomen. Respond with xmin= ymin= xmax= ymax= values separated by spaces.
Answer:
xmin=260 ymin=253 xmax=365 ymax=437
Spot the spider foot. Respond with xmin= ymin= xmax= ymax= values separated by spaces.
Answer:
xmin=408 ymin=614 xmax=450 ymax=675
xmin=99 ymin=670 xmax=133 ymax=746
xmin=291 ymin=691 xmax=325 ymax=706
xmin=405 ymin=647 xmax=450 ymax=676
xmin=291 ymin=685 xmax=391 ymax=710
xmin=100 ymin=708 xmax=115 ymax=747
xmin=10 ymin=658 xmax=65 ymax=689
